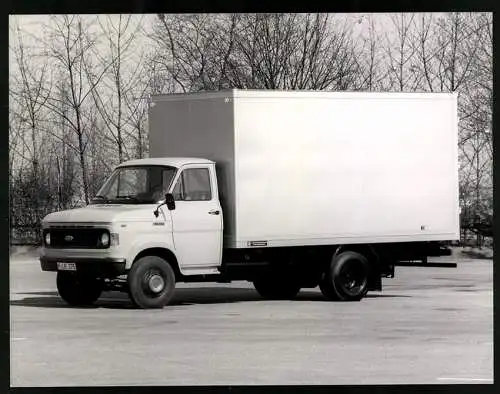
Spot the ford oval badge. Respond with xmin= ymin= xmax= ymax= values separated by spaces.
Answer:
xmin=64 ymin=235 xmax=74 ymax=242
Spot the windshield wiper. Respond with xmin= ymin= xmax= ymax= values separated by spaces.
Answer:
xmin=116 ymin=195 xmax=140 ymax=203
xmin=115 ymin=195 xmax=157 ymax=204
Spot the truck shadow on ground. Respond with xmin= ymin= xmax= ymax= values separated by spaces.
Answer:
xmin=10 ymin=288 xmax=411 ymax=309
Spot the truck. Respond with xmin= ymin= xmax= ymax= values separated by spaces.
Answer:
xmin=40 ymin=89 xmax=459 ymax=309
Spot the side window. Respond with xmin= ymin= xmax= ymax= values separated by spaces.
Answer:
xmin=172 ymin=176 xmax=185 ymax=201
xmin=172 ymin=168 xmax=212 ymax=201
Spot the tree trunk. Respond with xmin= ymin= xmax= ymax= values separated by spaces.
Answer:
xmin=76 ymin=109 xmax=89 ymax=204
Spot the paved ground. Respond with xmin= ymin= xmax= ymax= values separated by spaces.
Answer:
xmin=10 ymin=251 xmax=493 ymax=386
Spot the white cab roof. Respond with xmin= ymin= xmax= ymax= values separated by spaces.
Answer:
xmin=117 ymin=157 xmax=214 ymax=168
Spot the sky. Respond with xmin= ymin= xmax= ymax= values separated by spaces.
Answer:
xmin=9 ymin=14 xmax=153 ymax=55
xmin=8 ymin=12 xmax=411 ymax=86
xmin=9 ymin=13 xmax=454 ymax=73
xmin=9 ymin=13 xmax=389 ymax=48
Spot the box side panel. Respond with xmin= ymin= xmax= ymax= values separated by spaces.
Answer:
xmin=233 ymin=94 xmax=459 ymax=248
xmin=149 ymin=96 xmax=237 ymax=246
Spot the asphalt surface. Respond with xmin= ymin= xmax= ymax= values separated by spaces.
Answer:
xmin=10 ymin=251 xmax=493 ymax=386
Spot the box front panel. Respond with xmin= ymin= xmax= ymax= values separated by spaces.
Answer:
xmin=149 ymin=95 xmax=237 ymax=246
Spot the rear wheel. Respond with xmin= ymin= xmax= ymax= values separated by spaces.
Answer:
xmin=319 ymin=251 xmax=370 ymax=301
xmin=253 ymin=274 xmax=301 ymax=300
xmin=128 ymin=256 xmax=176 ymax=309
xmin=56 ymin=272 xmax=102 ymax=306
xmin=319 ymin=278 xmax=340 ymax=301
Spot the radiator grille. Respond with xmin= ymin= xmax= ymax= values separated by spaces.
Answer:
xmin=44 ymin=228 xmax=108 ymax=249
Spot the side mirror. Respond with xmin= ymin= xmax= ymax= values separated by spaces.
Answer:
xmin=165 ymin=193 xmax=176 ymax=211
xmin=153 ymin=193 xmax=176 ymax=218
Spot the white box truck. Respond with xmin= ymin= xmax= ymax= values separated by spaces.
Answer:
xmin=40 ymin=90 xmax=459 ymax=308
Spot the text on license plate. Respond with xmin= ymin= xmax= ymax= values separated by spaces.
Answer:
xmin=57 ymin=262 xmax=77 ymax=271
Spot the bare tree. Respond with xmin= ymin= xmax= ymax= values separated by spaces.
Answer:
xmin=435 ymin=14 xmax=482 ymax=92
xmin=10 ymin=25 xmax=52 ymax=174
xmin=150 ymin=13 xmax=233 ymax=92
xmin=458 ymin=13 xmax=492 ymax=244
xmin=125 ymin=60 xmax=181 ymax=158
xmin=462 ymin=13 xmax=492 ymax=158
xmin=245 ymin=14 xmax=359 ymax=90
xmin=150 ymin=13 xmax=360 ymax=92
xmin=40 ymin=15 xmax=111 ymax=204
xmin=47 ymin=79 xmax=78 ymax=210
xmin=9 ymin=19 xmax=55 ymax=238
xmin=124 ymin=90 xmax=150 ymax=159
xmin=8 ymin=96 xmax=26 ymax=240
xmin=384 ymin=13 xmax=420 ymax=91
xmin=410 ymin=13 xmax=485 ymax=93
xmin=8 ymin=94 xmax=29 ymax=176
xmin=352 ymin=14 xmax=388 ymax=91
xmin=434 ymin=13 xmax=492 ymax=244
xmin=86 ymin=14 xmax=145 ymax=163
xmin=410 ymin=13 xmax=439 ymax=92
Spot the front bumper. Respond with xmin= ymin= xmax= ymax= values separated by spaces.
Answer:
xmin=40 ymin=256 xmax=127 ymax=278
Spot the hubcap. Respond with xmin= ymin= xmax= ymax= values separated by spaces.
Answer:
xmin=340 ymin=261 xmax=366 ymax=294
xmin=148 ymin=274 xmax=165 ymax=293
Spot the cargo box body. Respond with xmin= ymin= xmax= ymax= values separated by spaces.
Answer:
xmin=149 ymin=90 xmax=459 ymax=249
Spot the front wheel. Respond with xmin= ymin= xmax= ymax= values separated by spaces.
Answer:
xmin=56 ymin=271 xmax=102 ymax=306
xmin=319 ymin=251 xmax=370 ymax=301
xmin=127 ymin=256 xmax=176 ymax=309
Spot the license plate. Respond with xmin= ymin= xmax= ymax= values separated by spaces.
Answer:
xmin=57 ymin=262 xmax=77 ymax=271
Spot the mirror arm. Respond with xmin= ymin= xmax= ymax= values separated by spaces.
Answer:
xmin=153 ymin=201 xmax=166 ymax=218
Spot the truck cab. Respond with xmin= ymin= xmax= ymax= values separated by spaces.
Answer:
xmin=40 ymin=158 xmax=223 ymax=308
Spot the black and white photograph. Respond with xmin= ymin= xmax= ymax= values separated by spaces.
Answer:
xmin=8 ymin=12 xmax=493 ymax=387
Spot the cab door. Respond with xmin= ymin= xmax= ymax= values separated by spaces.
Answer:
xmin=169 ymin=164 xmax=223 ymax=271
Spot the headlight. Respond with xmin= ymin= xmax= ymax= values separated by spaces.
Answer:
xmin=100 ymin=232 xmax=110 ymax=247
xmin=45 ymin=232 xmax=51 ymax=246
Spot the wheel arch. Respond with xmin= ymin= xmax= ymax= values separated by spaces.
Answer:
xmin=132 ymin=247 xmax=183 ymax=281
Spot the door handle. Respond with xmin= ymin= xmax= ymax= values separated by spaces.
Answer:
xmin=208 ymin=210 xmax=220 ymax=215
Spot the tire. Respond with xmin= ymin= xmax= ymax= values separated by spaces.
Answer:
xmin=319 ymin=251 xmax=370 ymax=301
xmin=319 ymin=278 xmax=340 ymax=301
xmin=127 ymin=256 xmax=176 ymax=309
xmin=56 ymin=271 xmax=102 ymax=306
xmin=253 ymin=275 xmax=301 ymax=300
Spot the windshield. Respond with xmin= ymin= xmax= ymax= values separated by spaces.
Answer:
xmin=91 ymin=165 xmax=178 ymax=204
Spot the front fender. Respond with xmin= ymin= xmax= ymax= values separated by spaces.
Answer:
xmin=126 ymin=236 xmax=180 ymax=270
